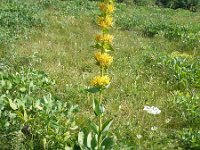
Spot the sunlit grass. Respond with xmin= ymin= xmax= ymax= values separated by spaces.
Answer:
xmin=2 ymin=0 xmax=199 ymax=148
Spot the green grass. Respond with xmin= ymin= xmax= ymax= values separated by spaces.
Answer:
xmin=1 ymin=0 xmax=200 ymax=149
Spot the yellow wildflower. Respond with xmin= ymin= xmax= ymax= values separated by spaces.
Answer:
xmin=97 ymin=16 xmax=113 ymax=28
xmin=99 ymin=2 xmax=114 ymax=14
xmin=94 ymin=52 xmax=113 ymax=67
xmin=95 ymin=34 xmax=113 ymax=43
xmin=107 ymin=4 xmax=115 ymax=14
xmin=90 ymin=75 xmax=111 ymax=88
xmin=99 ymin=2 xmax=106 ymax=12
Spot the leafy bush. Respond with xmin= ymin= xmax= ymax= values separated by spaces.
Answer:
xmin=177 ymin=128 xmax=200 ymax=149
xmin=0 ymin=65 xmax=78 ymax=149
xmin=0 ymin=1 xmax=42 ymax=45
xmin=143 ymin=22 xmax=167 ymax=37
xmin=143 ymin=22 xmax=200 ymax=50
xmin=160 ymin=55 xmax=200 ymax=90
xmin=156 ymin=0 xmax=200 ymax=11
xmin=173 ymin=91 xmax=200 ymax=124
xmin=133 ymin=0 xmax=155 ymax=6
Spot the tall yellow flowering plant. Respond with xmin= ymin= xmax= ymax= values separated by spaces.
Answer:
xmin=78 ymin=0 xmax=115 ymax=149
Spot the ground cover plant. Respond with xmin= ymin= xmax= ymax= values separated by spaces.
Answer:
xmin=0 ymin=0 xmax=200 ymax=149
xmin=0 ymin=59 xmax=78 ymax=149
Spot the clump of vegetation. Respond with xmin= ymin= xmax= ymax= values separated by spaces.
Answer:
xmin=156 ymin=0 xmax=199 ymax=11
xmin=0 ymin=0 xmax=200 ymax=149
xmin=0 ymin=62 xmax=78 ymax=149
xmin=160 ymin=54 xmax=200 ymax=90
xmin=177 ymin=128 xmax=200 ymax=149
xmin=0 ymin=1 xmax=42 ymax=45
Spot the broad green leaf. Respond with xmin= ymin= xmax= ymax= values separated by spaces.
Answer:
xmin=4 ymin=122 xmax=10 ymax=127
xmin=87 ymin=132 xmax=92 ymax=148
xmin=89 ymin=122 xmax=98 ymax=134
xmin=78 ymin=131 xmax=85 ymax=146
xmin=1 ymin=80 xmax=6 ymax=87
xmin=93 ymin=99 xmax=105 ymax=116
xmin=102 ymin=119 xmax=113 ymax=133
xmin=27 ymin=118 xmax=34 ymax=123
xmin=92 ymin=43 xmax=102 ymax=49
xmin=7 ymin=81 xmax=12 ymax=89
xmin=103 ymin=43 xmax=114 ymax=52
xmin=101 ymin=137 xmax=113 ymax=149
xmin=23 ymin=108 xmax=28 ymax=122
xmin=91 ymin=134 xmax=98 ymax=149
xmin=86 ymin=87 xmax=100 ymax=93
xmin=19 ymin=87 xmax=27 ymax=93
xmin=15 ymin=111 xmax=24 ymax=121
xmin=65 ymin=146 xmax=72 ymax=150
xmin=9 ymin=99 xmax=17 ymax=110
xmin=29 ymin=81 xmax=34 ymax=88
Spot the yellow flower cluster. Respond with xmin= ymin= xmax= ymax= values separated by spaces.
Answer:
xmin=90 ymin=75 xmax=110 ymax=88
xmin=95 ymin=34 xmax=113 ymax=43
xmin=97 ymin=16 xmax=113 ymax=29
xmin=99 ymin=2 xmax=114 ymax=14
xmin=90 ymin=0 xmax=114 ymax=89
xmin=94 ymin=52 xmax=113 ymax=67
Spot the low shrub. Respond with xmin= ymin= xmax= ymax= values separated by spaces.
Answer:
xmin=0 ymin=64 xmax=78 ymax=149
xmin=177 ymin=128 xmax=200 ymax=149
xmin=160 ymin=54 xmax=200 ymax=90
xmin=173 ymin=91 xmax=200 ymax=124
xmin=0 ymin=1 xmax=42 ymax=45
xmin=156 ymin=0 xmax=200 ymax=11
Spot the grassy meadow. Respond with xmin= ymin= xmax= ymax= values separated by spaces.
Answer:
xmin=0 ymin=0 xmax=200 ymax=149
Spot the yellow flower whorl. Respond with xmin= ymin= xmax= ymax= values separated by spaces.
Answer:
xmin=95 ymin=34 xmax=113 ymax=43
xmin=94 ymin=52 xmax=113 ymax=67
xmin=97 ymin=16 xmax=113 ymax=29
xmin=99 ymin=2 xmax=114 ymax=14
xmin=90 ymin=75 xmax=111 ymax=88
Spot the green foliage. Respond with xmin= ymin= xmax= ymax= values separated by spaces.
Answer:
xmin=114 ymin=4 xmax=200 ymax=50
xmin=143 ymin=22 xmax=200 ymax=50
xmin=161 ymin=56 xmax=200 ymax=90
xmin=0 ymin=64 xmax=78 ymax=149
xmin=156 ymin=0 xmax=200 ymax=11
xmin=177 ymin=128 xmax=200 ymax=149
xmin=133 ymin=0 xmax=155 ymax=6
xmin=143 ymin=22 xmax=167 ymax=37
xmin=173 ymin=91 xmax=200 ymax=124
xmin=0 ymin=1 xmax=42 ymax=45
xmin=37 ymin=0 xmax=98 ymax=17
xmin=78 ymin=123 xmax=113 ymax=150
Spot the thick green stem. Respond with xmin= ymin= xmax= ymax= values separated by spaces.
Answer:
xmin=98 ymin=92 xmax=103 ymax=149
xmin=97 ymin=66 xmax=104 ymax=150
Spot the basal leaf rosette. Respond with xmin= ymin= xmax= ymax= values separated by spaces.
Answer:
xmin=94 ymin=52 xmax=113 ymax=68
xmin=90 ymin=75 xmax=111 ymax=90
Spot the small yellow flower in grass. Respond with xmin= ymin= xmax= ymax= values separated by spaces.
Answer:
xmin=97 ymin=16 xmax=113 ymax=28
xmin=99 ymin=2 xmax=114 ymax=14
xmin=107 ymin=4 xmax=114 ymax=13
xmin=99 ymin=2 xmax=106 ymax=11
xmin=94 ymin=52 xmax=113 ymax=67
xmin=90 ymin=75 xmax=111 ymax=88
xmin=95 ymin=34 xmax=113 ymax=43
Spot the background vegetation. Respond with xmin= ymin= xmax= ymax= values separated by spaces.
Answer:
xmin=0 ymin=0 xmax=199 ymax=149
